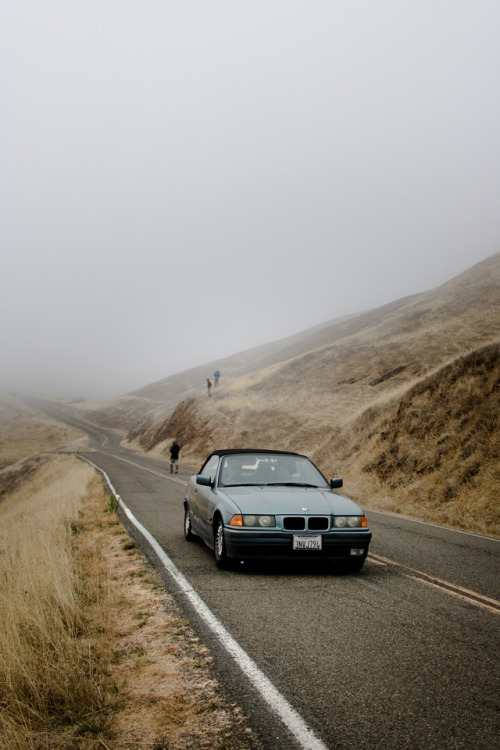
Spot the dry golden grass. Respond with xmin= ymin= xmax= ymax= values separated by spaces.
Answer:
xmin=0 ymin=396 xmax=85 ymax=469
xmin=0 ymin=456 xmax=112 ymax=748
xmin=331 ymin=343 xmax=500 ymax=537
xmin=0 ymin=398 xmax=261 ymax=749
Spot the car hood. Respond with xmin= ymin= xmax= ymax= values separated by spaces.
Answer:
xmin=219 ymin=486 xmax=362 ymax=515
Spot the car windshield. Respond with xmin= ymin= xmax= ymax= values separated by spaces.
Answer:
xmin=218 ymin=453 xmax=330 ymax=488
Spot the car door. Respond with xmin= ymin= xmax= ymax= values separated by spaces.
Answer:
xmin=190 ymin=454 xmax=220 ymax=542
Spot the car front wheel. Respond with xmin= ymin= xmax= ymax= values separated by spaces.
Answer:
xmin=214 ymin=517 xmax=229 ymax=569
xmin=184 ymin=505 xmax=196 ymax=541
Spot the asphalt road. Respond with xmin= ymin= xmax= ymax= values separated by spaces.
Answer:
xmin=34 ymin=402 xmax=500 ymax=749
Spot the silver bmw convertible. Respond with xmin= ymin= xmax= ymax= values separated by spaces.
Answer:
xmin=183 ymin=449 xmax=371 ymax=571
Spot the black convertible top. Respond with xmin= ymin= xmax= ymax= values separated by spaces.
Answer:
xmin=197 ymin=449 xmax=308 ymax=474
xmin=209 ymin=448 xmax=304 ymax=458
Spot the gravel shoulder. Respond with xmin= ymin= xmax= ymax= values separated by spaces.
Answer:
xmin=81 ymin=477 xmax=263 ymax=749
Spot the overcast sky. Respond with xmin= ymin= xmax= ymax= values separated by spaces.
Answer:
xmin=1 ymin=1 xmax=499 ymax=400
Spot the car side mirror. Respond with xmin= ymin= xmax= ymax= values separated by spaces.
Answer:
xmin=330 ymin=478 xmax=343 ymax=489
xmin=196 ymin=474 xmax=213 ymax=487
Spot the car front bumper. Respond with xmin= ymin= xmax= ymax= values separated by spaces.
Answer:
xmin=224 ymin=528 xmax=372 ymax=561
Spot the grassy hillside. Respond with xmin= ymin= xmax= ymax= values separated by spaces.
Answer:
xmin=87 ymin=252 xmax=500 ymax=536
xmin=333 ymin=342 xmax=500 ymax=535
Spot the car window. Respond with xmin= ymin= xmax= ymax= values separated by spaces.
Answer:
xmin=293 ymin=457 xmax=330 ymax=487
xmin=220 ymin=456 xmax=253 ymax=485
xmin=199 ymin=455 xmax=219 ymax=483
xmin=217 ymin=453 xmax=330 ymax=487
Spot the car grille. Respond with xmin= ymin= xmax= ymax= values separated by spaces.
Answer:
xmin=283 ymin=516 xmax=329 ymax=531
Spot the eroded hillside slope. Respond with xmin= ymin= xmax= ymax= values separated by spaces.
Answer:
xmin=336 ymin=342 xmax=500 ymax=535
xmin=124 ymin=253 xmax=500 ymax=536
xmin=126 ymin=342 xmax=499 ymax=535
xmin=79 ymin=253 xmax=500 ymax=437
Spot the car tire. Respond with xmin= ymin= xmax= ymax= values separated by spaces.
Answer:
xmin=184 ymin=505 xmax=196 ymax=541
xmin=214 ymin=516 xmax=230 ymax=569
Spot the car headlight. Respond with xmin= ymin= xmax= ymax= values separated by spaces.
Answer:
xmin=334 ymin=516 xmax=366 ymax=528
xmin=245 ymin=514 xmax=275 ymax=527
xmin=230 ymin=514 xmax=276 ymax=527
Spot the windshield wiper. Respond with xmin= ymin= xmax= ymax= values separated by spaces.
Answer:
xmin=221 ymin=483 xmax=255 ymax=487
xmin=265 ymin=482 xmax=320 ymax=488
xmin=222 ymin=482 xmax=321 ymax=488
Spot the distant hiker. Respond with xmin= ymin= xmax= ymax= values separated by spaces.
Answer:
xmin=214 ymin=370 xmax=220 ymax=387
xmin=169 ymin=440 xmax=180 ymax=474
xmin=207 ymin=378 xmax=212 ymax=397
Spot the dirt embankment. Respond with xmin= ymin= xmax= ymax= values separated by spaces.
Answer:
xmin=340 ymin=342 xmax=500 ymax=535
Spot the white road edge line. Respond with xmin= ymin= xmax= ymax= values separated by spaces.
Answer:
xmin=78 ymin=454 xmax=328 ymax=750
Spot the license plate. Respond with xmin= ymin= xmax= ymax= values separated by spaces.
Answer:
xmin=293 ymin=535 xmax=322 ymax=551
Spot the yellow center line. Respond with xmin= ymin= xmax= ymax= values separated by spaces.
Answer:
xmin=403 ymin=575 xmax=500 ymax=615
xmin=369 ymin=552 xmax=500 ymax=615
xmin=366 ymin=555 xmax=387 ymax=566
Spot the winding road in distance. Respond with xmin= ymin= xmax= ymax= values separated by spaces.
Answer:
xmin=32 ymin=400 xmax=500 ymax=750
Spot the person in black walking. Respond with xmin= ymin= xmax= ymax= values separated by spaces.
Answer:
xmin=169 ymin=439 xmax=180 ymax=474
xmin=206 ymin=378 xmax=212 ymax=397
